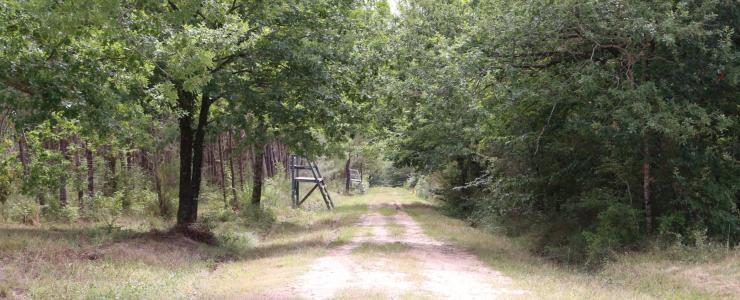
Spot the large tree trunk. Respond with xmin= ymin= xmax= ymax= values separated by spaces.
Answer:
xmin=250 ymin=143 xmax=265 ymax=205
xmin=176 ymin=90 xmax=196 ymax=225
xmin=250 ymin=121 xmax=266 ymax=205
xmin=176 ymin=91 xmax=212 ymax=226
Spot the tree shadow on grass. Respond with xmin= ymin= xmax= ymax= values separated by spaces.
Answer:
xmin=0 ymin=201 xmax=370 ymax=266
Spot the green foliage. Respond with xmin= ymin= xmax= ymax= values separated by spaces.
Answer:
xmin=86 ymin=192 xmax=123 ymax=231
xmin=59 ymin=206 xmax=80 ymax=223
xmin=0 ymin=0 xmax=735 ymax=270
xmin=583 ymin=202 xmax=641 ymax=266
xmin=217 ymin=231 xmax=258 ymax=257
xmin=156 ymin=159 xmax=180 ymax=219
xmin=0 ymin=139 xmax=14 ymax=204
xmin=240 ymin=204 xmax=276 ymax=232
xmin=409 ymin=175 xmax=436 ymax=200
xmin=4 ymin=194 xmax=40 ymax=225
xmin=260 ymin=166 xmax=290 ymax=208
xmin=371 ymin=0 xmax=739 ymax=266
xmin=127 ymin=188 xmax=158 ymax=217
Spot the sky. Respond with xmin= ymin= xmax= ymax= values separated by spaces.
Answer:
xmin=389 ymin=0 xmax=400 ymax=16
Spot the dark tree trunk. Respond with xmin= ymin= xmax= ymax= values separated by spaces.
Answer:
xmin=217 ymin=134 xmax=228 ymax=207
xmin=85 ymin=145 xmax=94 ymax=198
xmin=126 ymin=150 xmax=132 ymax=172
xmin=251 ymin=144 xmax=265 ymax=205
xmin=74 ymin=139 xmax=83 ymax=210
xmin=228 ymin=131 xmax=239 ymax=210
xmin=250 ymin=121 xmax=266 ymax=205
xmin=176 ymin=91 xmax=212 ymax=226
xmin=190 ymin=94 xmax=210 ymax=206
xmin=59 ymin=139 xmax=69 ymax=207
xmin=17 ymin=131 xmax=30 ymax=177
xmin=176 ymin=91 xmax=195 ymax=225
xmin=642 ymin=140 xmax=653 ymax=234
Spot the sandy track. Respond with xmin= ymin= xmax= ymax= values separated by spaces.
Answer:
xmin=292 ymin=202 xmax=527 ymax=299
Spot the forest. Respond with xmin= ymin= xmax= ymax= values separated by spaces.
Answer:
xmin=0 ymin=0 xmax=738 ymax=299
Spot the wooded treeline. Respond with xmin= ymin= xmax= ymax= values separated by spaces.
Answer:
xmin=0 ymin=0 xmax=737 ymax=266
xmin=0 ymin=0 xmax=376 ymax=230
xmin=363 ymin=0 xmax=739 ymax=265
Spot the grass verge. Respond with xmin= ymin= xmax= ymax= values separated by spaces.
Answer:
xmin=395 ymin=189 xmax=739 ymax=299
xmin=0 ymin=188 xmax=370 ymax=299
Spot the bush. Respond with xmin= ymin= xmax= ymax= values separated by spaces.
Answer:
xmin=199 ymin=207 xmax=239 ymax=231
xmin=43 ymin=201 xmax=81 ymax=223
xmin=411 ymin=174 xmax=437 ymax=200
xmin=85 ymin=192 xmax=124 ymax=231
xmin=657 ymin=212 xmax=687 ymax=246
xmin=126 ymin=188 xmax=158 ymax=216
xmin=583 ymin=202 xmax=641 ymax=267
xmin=241 ymin=204 xmax=275 ymax=231
xmin=59 ymin=205 xmax=79 ymax=223
xmin=218 ymin=231 xmax=258 ymax=256
xmin=4 ymin=194 xmax=40 ymax=225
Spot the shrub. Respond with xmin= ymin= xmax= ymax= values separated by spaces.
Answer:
xmin=583 ymin=202 xmax=641 ymax=267
xmin=218 ymin=231 xmax=258 ymax=256
xmin=241 ymin=204 xmax=275 ymax=231
xmin=85 ymin=192 xmax=123 ymax=231
xmin=126 ymin=188 xmax=157 ymax=216
xmin=657 ymin=212 xmax=687 ymax=246
xmin=4 ymin=194 xmax=40 ymax=225
xmin=59 ymin=205 xmax=79 ymax=223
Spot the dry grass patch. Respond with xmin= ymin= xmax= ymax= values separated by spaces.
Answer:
xmin=386 ymin=223 xmax=405 ymax=237
xmin=399 ymin=189 xmax=739 ymax=300
xmin=0 ymin=187 xmax=372 ymax=299
xmin=351 ymin=241 xmax=411 ymax=254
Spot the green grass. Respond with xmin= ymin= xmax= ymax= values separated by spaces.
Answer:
xmin=0 ymin=187 xmax=371 ymax=299
xmin=351 ymin=241 xmax=411 ymax=254
xmin=386 ymin=223 xmax=405 ymax=237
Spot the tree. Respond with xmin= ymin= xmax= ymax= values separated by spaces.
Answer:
xmin=373 ymin=0 xmax=739 ymax=263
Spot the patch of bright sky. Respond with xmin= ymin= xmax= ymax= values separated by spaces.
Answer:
xmin=389 ymin=0 xmax=400 ymax=16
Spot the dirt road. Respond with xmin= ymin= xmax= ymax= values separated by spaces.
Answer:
xmin=293 ymin=200 xmax=527 ymax=299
